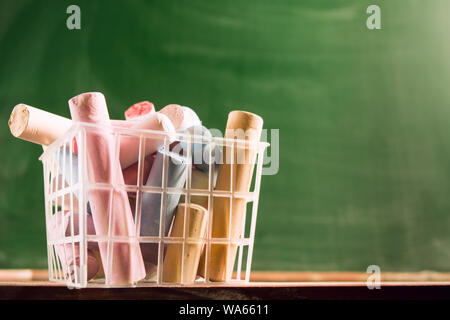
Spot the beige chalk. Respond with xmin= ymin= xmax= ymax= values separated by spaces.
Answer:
xmin=8 ymin=103 xmax=170 ymax=172
xmin=9 ymin=104 xmax=72 ymax=146
xmin=207 ymin=111 xmax=263 ymax=282
xmin=162 ymin=203 xmax=208 ymax=284
xmin=9 ymin=104 xmax=146 ymax=147
xmin=180 ymin=169 xmax=210 ymax=209
xmin=180 ymin=169 xmax=210 ymax=277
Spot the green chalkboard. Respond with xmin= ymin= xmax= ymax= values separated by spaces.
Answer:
xmin=1 ymin=0 xmax=450 ymax=272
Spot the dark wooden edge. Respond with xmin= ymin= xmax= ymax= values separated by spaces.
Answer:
xmin=1 ymin=281 xmax=450 ymax=300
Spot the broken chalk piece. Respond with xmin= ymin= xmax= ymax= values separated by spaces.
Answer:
xmin=162 ymin=203 xmax=208 ymax=284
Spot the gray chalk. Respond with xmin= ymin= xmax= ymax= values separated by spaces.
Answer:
xmin=140 ymin=146 xmax=189 ymax=237
xmin=178 ymin=126 xmax=222 ymax=184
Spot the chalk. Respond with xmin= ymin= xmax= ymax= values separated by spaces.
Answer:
xmin=50 ymin=211 xmax=98 ymax=250
xmin=57 ymin=145 xmax=93 ymax=215
xmin=48 ymin=173 xmax=81 ymax=214
xmin=159 ymin=105 xmax=201 ymax=132
xmin=118 ymin=112 xmax=176 ymax=169
xmin=178 ymin=125 xmax=222 ymax=176
xmin=159 ymin=104 xmax=184 ymax=129
xmin=180 ymin=168 xmax=210 ymax=208
xmin=9 ymin=104 xmax=72 ymax=146
xmin=207 ymin=111 xmax=263 ymax=282
xmin=49 ymin=211 xmax=99 ymax=281
xmin=72 ymin=119 xmax=152 ymax=155
xmin=162 ymin=203 xmax=208 ymax=284
xmin=123 ymin=153 xmax=156 ymax=198
xmin=69 ymin=92 xmax=146 ymax=285
xmin=178 ymin=170 xmax=211 ymax=278
xmin=139 ymin=146 xmax=188 ymax=275
xmin=67 ymin=119 xmax=139 ymax=155
xmin=49 ymin=210 xmax=97 ymax=235
xmin=140 ymin=147 xmax=189 ymax=237
xmin=8 ymin=103 xmax=147 ymax=152
xmin=176 ymin=125 xmax=222 ymax=278
xmin=58 ymin=145 xmax=78 ymax=186
xmin=177 ymin=107 xmax=202 ymax=132
xmin=177 ymin=151 xmax=217 ymax=278
xmin=91 ymin=249 xmax=105 ymax=279
xmin=8 ymin=102 xmax=173 ymax=179
xmin=124 ymin=101 xmax=155 ymax=121
xmin=185 ymin=168 xmax=212 ymax=277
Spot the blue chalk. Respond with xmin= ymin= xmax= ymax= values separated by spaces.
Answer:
xmin=140 ymin=147 xmax=189 ymax=237
xmin=59 ymin=146 xmax=92 ymax=214
xmin=179 ymin=126 xmax=222 ymax=183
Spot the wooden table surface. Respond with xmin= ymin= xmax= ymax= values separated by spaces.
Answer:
xmin=1 ymin=270 xmax=450 ymax=300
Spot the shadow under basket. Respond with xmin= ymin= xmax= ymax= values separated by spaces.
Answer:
xmin=39 ymin=122 xmax=269 ymax=288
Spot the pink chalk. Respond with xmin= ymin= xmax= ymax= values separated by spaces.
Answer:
xmin=49 ymin=211 xmax=99 ymax=281
xmin=69 ymin=92 xmax=146 ymax=285
xmin=123 ymin=153 xmax=156 ymax=198
xmin=118 ymin=112 xmax=175 ymax=169
xmin=73 ymin=119 xmax=138 ymax=155
xmin=124 ymin=101 xmax=155 ymax=120
xmin=110 ymin=119 xmax=137 ymax=128
xmin=159 ymin=104 xmax=184 ymax=129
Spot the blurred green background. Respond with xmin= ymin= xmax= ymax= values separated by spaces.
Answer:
xmin=1 ymin=0 xmax=450 ymax=272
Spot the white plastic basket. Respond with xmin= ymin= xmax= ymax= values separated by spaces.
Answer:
xmin=39 ymin=122 xmax=268 ymax=288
